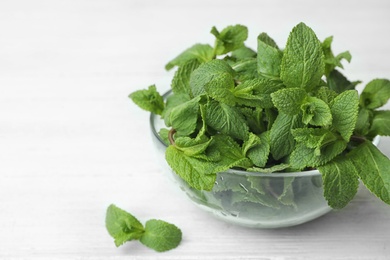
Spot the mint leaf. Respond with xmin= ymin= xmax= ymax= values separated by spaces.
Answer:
xmin=327 ymin=70 xmax=360 ymax=93
xmin=355 ymin=108 xmax=373 ymax=136
xmin=171 ymin=59 xmax=200 ymax=97
xmin=360 ymin=79 xmax=390 ymax=109
xmin=270 ymin=113 xmax=303 ymax=160
xmin=211 ymin=24 xmax=248 ymax=55
xmin=290 ymin=140 xmax=347 ymax=170
xmin=280 ymin=22 xmax=325 ymax=91
xmin=175 ymin=136 xmax=212 ymax=156
xmin=369 ymin=110 xmax=390 ymax=136
xmin=233 ymin=78 xmax=283 ymax=108
xmin=204 ymin=72 xmax=236 ymax=105
xmin=330 ymin=90 xmax=359 ymax=141
xmin=190 ymin=59 xmax=235 ymax=97
xmin=257 ymin=33 xmax=282 ymax=78
xmin=231 ymin=58 xmax=258 ymax=81
xmin=165 ymin=96 xmax=201 ymax=136
xmin=205 ymin=100 xmax=249 ymax=140
xmin=129 ymin=85 xmax=164 ymax=115
xmin=246 ymin=131 xmax=270 ymax=167
xmin=292 ymin=128 xmax=337 ymax=155
xmin=271 ymin=88 xmax=306 ymax=115
xmin=165 ymin=44 xmax=214 ymax=70
xmin=257 ymin=32 xmax=279 ymax=49
xmin=231 ymin=46 xmax=256 ymax=60
xmin=318 ymin=156 xmax=359 ymax=209
xmin=301 ymin=97 xmax=332 ymax=126
xmin=348 ymin=141 xmax=390 ymax=205
xmin=240 ymin=107 xmax=265 ymax=134
xmin=139 ymin=219 xmax=182 ymax=252
xmin=165 ymin=145 xmax=217 ymax=190
xmin=247 ymin=163 xmax=290 ymax=173
xmin=208 ymin=134 xmax=253 ymax=169
xmin=322 ymin=36 xmax=352 ymax=76
xmin=316 ymin=86 xmax=338 ymax=104
xmin=105 ymin=204 xmax=145 ymax=247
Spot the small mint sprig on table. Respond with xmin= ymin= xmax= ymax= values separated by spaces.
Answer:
xmin=105 ymin=204 xmax=182 ymax=252
xmin=129 ymin=22 xmax=390 ymax=211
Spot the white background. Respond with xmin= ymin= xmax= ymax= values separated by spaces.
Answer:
xmin=1 ymin=0 xmax=390 ymax=259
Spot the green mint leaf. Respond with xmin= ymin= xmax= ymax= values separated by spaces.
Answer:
xmin=257 ymin=32 xmax=280 ymax=49
xmin=234 ymin=78 xmax=284 ymax=108
xmin=158 ymin=128 xmax=170 ymax=146
xmin=205 ymin=100 xmax=249 ymax=140
xmin=257 ymin=33 xmax=283 ymax=78
xmin=360 ymin=79 xmax=390 ymax=109
xmin=211 ymin=24 xmax=248 ymax=55
xmin=242 ymin=132 xmax=262 ymax=155
xmin=139 ymin=219 xmax=182 ymax=252
xmin=204 ymin=72 xmax=236 ymax=105
xmin=165 ymin=145 xmax=217 ymax=190
xmin=290 ymin=139 xmax=347 ymax=170
xmin=355 ymin=108 xmax=373 ymax=136
xmin=318 ymin=156 xmax=359 ymax=209
xmin=348 ymin=141 xmax=390 ymax=205
xmin=209 ymin=134 xmax=253 ymax=169
xmin=190 ymin=59 xmax=235 ymax=97
xmin=246 ymin=131 xmax=271 ymax=167
xmin=231 ymin=46 xmax=257 ymax=60
xmin=330 ymin=90 xmax=359 ymax=141
xmin=369 ymin=110 xmax=390 ymax=136
xmin=327 ymin=69 xmax=360 ymax=93
xmin=280 ymin=22 xmax=325 ymax=91
xmin=171 ymin=59 xmax=200 ymax=97
xmin=247 ymin=163 xmax=290 ymax=173
xmin=292 ymin=128 xmax=337 ymax=155
xmin=129 ymin=85 xmax=164 ymax=115
xmin=271 ymin=88 xmax=307 ymax=115
xmin=105 ymin=205 xmax=145 ymax=247
xmin=165 ymin=44 xmax=214 ymax=70
xmin=316 ymin=86 xmax=338 ymax=104
xmin=165 ymin=96 xmax=201 ymax=136
xmin=322 ymin=36 xmax=352 ymax=76
xmin=175 ymin=136 xmax=212 ymax=156
xmin=270 ymin=113 xmax=303 ymax=160
xmin=301 ymin=96 xmax=333 ymax=126
xmin=231 ymin=58 xmax=258 ymax=81
xmin=240 ymin=107 xmax=265 ymax=134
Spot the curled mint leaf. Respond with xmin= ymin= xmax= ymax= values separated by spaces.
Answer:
xmin=360 ymin=79 xmax=390 ymax=109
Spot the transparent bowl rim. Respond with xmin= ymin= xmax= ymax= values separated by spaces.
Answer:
xmin=149 ymin=90 xmax=380 ymax=178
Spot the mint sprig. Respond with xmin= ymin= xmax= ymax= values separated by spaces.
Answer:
xmin=105 ymin=205 xmax=182 ymax=252
xmin=130 ymin=22 xmax=390 ymax=210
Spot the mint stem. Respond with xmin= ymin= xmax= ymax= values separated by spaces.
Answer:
xmin=168 ymin=128 xmax=177 ymax=145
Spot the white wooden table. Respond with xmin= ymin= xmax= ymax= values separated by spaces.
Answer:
xmin=1 ymin=1 xmax=390 ymax=259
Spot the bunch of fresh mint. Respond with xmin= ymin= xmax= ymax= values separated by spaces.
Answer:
xmin=130 ymin=22 xmax=390 ymax=209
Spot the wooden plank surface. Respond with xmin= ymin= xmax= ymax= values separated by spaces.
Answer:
xmin=0 ymin=1 xmax=390 ymax=259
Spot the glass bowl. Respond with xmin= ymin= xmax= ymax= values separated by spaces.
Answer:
xmin=149 ymin=92 xmax=380 ymax=229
